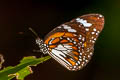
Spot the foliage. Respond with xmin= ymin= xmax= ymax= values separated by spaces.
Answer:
xmin=0 ymin=56 xmax=51 ymax=80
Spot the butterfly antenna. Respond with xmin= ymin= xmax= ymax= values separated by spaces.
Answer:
xmin=29 ymin=27 xmax=39 ymax=38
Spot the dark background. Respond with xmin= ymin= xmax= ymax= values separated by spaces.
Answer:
xmin=0 ymin=0 xmax=120 ymax=80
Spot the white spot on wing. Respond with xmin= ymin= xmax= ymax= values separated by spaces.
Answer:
xmin=73 ymin=34 xmax=77 ymax=36
xmin=58 ymin=26 xmax=62 ymax=28
xmin=99 ymin=15 xmax=103 ymax=17
xmin=93 ymin=28 xmax=97 ymax=31
xmin=85 ymin=28 xmax=89 ymax=31
xmin=96 ymin=33 xmax=98 ymax=35
xmin=62 ymin=24 xmax=77 ymax=32
xmin=78 ymin=61 xmax=80 ymax=64
xmin=55 ymin=44 xmax=67 ymax=50
xmin=76 ymin=18 xmax=92 ymax=27
xmin=68 ymin=29 xmax=77 ymax=32
xmin=63 ymin=25 xmax=71 ymax=29
xmin=91 ymin=32 xmax=95 ymax=34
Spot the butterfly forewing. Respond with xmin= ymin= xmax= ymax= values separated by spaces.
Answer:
xmin=44 ymin=14 xmax=104 ymax=71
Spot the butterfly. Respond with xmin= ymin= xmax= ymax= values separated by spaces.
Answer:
xmin=29 ymin=14 xmax=104 ymax=71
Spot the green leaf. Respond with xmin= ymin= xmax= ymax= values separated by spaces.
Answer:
xmin=0 ymin=56 xmax=51 ymax=80
xmin=15 ymin=66 xmax=32 ymax=80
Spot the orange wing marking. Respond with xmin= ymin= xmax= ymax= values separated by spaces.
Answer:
xmin=84 ymin=42 xmax=87 ymax=47
xmin=60 ymin=40 xmax=68 ymax=43
xmin=72 ymin=46 xmax=78 ymax=50
xmin=67 ymin=59 xmax=76 ymax=66
xmin=73 ymin=56 xmax=79 ymax=60
xmin=51 ymin=38 xmax=60 ymax=44
xmin=49 ymin=45 xmax=57 ymax=48
xmin=64 ymin=32 xmax=75 ymax=38
xmin=45 ymin=32 xmax=65 ymax=44
xmin=72 ymin=38 xmax=79 ymax=42
xmin=88 ymin=16 xmax=98 ymax=21
xmin=72 ymin=51 xmax=79 ymax=55
xmin=67 ymin=43 xmax=74 ymax=45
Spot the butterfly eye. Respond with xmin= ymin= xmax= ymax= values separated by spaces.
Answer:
xmin=35 ymin=14 xmax=104 ymax=71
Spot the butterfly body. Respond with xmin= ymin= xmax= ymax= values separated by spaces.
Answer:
xmin=35 ymin=14 xmax=104 ymax=71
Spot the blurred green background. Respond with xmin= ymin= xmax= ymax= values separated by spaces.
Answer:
xmin=0 ymin=0 xmax=120 ymax=80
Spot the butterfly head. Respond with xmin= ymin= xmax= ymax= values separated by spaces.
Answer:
xmin=36 ymin=38 xmax=49 ymax=55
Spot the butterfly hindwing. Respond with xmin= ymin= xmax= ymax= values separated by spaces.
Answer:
xmin=44 ymin=14 xmax=104 ymax=71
